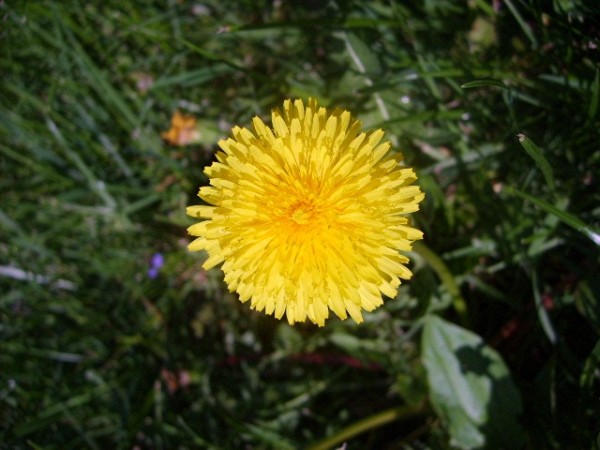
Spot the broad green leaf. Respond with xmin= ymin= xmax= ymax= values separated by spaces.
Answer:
xmin=422 ymin=315 xmax=525 ymax=449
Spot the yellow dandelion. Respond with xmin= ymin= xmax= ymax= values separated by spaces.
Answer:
xmin=187 ymin=98 xmax=424 ymax=326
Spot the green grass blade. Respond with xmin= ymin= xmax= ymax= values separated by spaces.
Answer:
xmin=504 ymin=0 xmax=538 ymax=48
xmin=150 ymin=65 xmax=236 ymax=90
xmin=45 ymin=118 xmax=117 ymax=210
xmin=461 ymin=79 xmax=509 ymax=90
xmin=517 ymin=134 xmax=555 ymax=190
xmin=506 ymin=186 xmax=600 ymax=245
xmin=587 ymin=68 xmax=599 ymax=124
xmin=532 ymin=270 xmax=557 ymax=344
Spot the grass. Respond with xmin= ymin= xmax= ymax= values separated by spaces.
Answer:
xmin=1 ymin=0 xmax=599 ymax=448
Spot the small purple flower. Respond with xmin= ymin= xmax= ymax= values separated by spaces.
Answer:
xmin=147 ymin=253 xmax=165 ymax=279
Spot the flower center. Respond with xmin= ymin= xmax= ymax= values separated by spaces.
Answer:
xmin=290 ymin=200 xmax=316 ymax=225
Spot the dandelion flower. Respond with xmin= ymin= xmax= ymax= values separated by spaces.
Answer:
xmin=187 ymin=98 xmax=424 ymax=326
xmin=162 ymin=111 xmax=201 ymax=146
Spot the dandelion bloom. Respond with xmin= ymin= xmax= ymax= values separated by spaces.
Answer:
xmin=187 ymin=99 xmax=424 ymax=326
xmin=162 ymin=111 xmax=201 ymax=146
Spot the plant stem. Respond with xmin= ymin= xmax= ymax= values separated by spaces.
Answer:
xmin=306 ymin=404 xmax=426 ymax=450
xmin=413 ymin=241 xmax=469 ymax=328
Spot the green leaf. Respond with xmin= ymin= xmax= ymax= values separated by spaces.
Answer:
xmin=517 ymin=134 xmax=555 ymax=190
xmin=422 ymin=315 xmax=525 ymax=449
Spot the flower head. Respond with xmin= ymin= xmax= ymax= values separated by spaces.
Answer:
xmin=187 ymin=99 xmax=424 ymax=326
xmin=162 ymin=111 xmax=201 ymax=146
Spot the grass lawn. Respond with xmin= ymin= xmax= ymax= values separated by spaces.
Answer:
xmin=1 ymin=1 xmax=599 ymax=448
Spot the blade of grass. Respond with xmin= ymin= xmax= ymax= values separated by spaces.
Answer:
xmin=176 ymin=416 xmax=215 ymax=447
xmin=182 ymin=40 xmax=246 ymax=70
xmin=421 ymin=144 xmax=504 ymax=175
xmin=14 ymin=387 xmax=110 ymax=437
xmin=416 ymin=54 xmax=442 ymax=101
xmin=371 ymin=109 xmax=465 ymax=128
xmin=150 ymin=65 xmax=235 ymax=90
xmin=0 ymin=208 xmax=22 ymax=235
xmin=0 ymin=142 xmax=69 ymax=185
xmin=42 ymin=6 xmax=140 ymax=129
xmin=504 ymin=0 xmax=538 ymax=49
xmin=58 ymin=406 xmax=101 ymax=450
xmin=506 ymin=186 xmax=600 ymax=245
xmin=225 ymin=17 xmax=404 ymax=33
xmin=339 ymin=30 xmax=396 ymax=146
xmin=517 ymin=134 xmax=555 ymax=191
xmin=122 ymin=194 xmax=160 ymax=216
xmin=46 ymin=118 xmax=117 ymax=210
xmin=0 ymin=265 xmax=76 ymax=291
xmin=538 ymin=73 xmax=588 ymax=90
xmin=587 ymin=68 xmax=599 ymax=125
xmin=461 ymin=78 xmax=509 ymax=90
xmin=472 ymin=0 xmax=495 ymax=16
xmin=532 ymin=270 xmax=557 ymax=344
